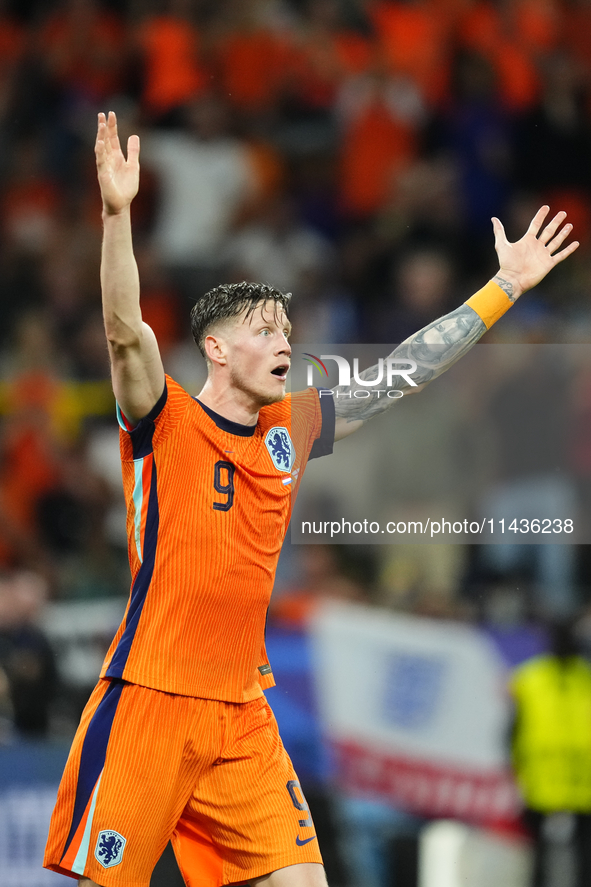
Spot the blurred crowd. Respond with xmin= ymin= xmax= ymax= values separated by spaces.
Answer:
xmin=2 ymin=3 xmax=591 ymax=882
xmin=0 ymin=0 xmax=590 ymax=595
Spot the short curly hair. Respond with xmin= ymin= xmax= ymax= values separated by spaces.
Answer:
xmin=190 ymin=281 xmax=292 ymax=358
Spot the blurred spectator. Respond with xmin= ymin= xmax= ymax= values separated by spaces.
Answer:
xmin=290 ymin=0 xmax=375 ymax=113
xmin=36 ymin=0 xmax=127 ymax=183
xmin=0 ymin=570 xmax=57 ymax=737
xmin=134 ymin=243 xmax=183 ymax=360
xmin=0 ymin=309 xmax=115 ymax=588
xmin=0 ymin=2 xmax=27 ymax=167
xmin=478 ymin=348 xmax=577 ymax=616
xmin=336 ymin=795 xmax=422 ymax=887
xmin=0 ymin=312 xmax=67 ymax=569
xmin=40 ymin=218 xmax=102 ymax=351
xmin=36 ymin=434 xmax=112 ymax=567
xmin=479 ymin=580 xmax=549 ymax=668
xmin=271 ymin=544 xmax=368 ymax=629
xmin=511 ymin=0 xmax=562 ymax=55
xmin=369 ymin=0 xmax=451 ymax=104
xmin=430 ymin=50 xmax=513 ymax=272
xmin=38 ymin=0 xmax=126 ymax=103
xmin=375 ymin=156 xmax=461 ymax=258
xmin=514 ymin=52 xmax=591 ymax=223
xmin=378 ymin=543 xmax=467 ymax=617
xmin=562 ymin=0 xmax=591 ymax=80
xmin=337 ymin=69 xmax=424 ymax=218
xmin=0 ymin=137 xmax=60 ymax=260
xmin=224 ymin=192 xmax=332 ymax=295
xmin=209 ymin=0 xmax=295 ymax=120
xmin=0 ymin=2 xmax=26 ymax=99
xmin=372 ymin=246 xmax=455 ymax=343
xmin=457 ymin=1 xmax=540 ymax=111
xmin=68 ymin=310 xmax=110 ymax=380
xmin=510 ymin=620 xmax=591 ymax=887
xmin=136 ymin=0 xmax=209 ymax=123
xmin=143 ymin=96 xmax=257 ymax=301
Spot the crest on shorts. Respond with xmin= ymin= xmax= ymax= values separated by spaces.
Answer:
xmin=95 ymin=830 xmax=126 ymax=868
xmin=265 ymin=426 xmax=295 ymax=473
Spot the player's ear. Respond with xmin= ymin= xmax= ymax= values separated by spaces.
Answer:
xmin=204 ymin=333 xmax=228 ymax=367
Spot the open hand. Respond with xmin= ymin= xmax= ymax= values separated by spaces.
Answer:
xmin=95 ymin=111 xmax=140 ymax=215
xmin=492 ymin=206 xmax=579 ymax=300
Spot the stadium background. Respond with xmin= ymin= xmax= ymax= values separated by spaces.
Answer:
xmin=1 ymin=0 xmax=591 ymax=885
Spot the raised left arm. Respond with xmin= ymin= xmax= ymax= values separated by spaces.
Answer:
xmin=334 ymin=206 xmax=578 ymax=441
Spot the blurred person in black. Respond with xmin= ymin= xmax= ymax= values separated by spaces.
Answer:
xmin=510 ymin=620 xmax=591 ymax=887
xmin=514 ymin=52 xmax=591 ymax=204
xmin=427 ymin=50 xmax=514 ymax=276
xmin=0 ymin=569 xmax=57 ymax=738
xmin=375 ymin=247 xmax=455 ymax=344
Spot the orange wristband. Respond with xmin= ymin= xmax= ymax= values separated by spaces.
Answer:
xmin=465 ymin=280 xmax=513 ymax=330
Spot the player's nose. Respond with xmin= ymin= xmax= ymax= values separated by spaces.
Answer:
xmin=277 ymin=334 xmax=291 ymax=355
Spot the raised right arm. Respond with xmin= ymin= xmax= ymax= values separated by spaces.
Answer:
xmin=96 ymin=111 xmax=165 ymax=424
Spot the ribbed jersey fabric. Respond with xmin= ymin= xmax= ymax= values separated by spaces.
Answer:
xmin=100 ymin=375 xmax=329 ymax=702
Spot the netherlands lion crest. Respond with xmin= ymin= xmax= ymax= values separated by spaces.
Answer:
xmin=95 ymin=830 xmax=126 ymax=868
xmin=264 ymin=426 xmax=295 ymax=472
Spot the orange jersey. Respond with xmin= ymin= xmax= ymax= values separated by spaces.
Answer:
xmin=100 ymin=376 xmax=333 ymax=702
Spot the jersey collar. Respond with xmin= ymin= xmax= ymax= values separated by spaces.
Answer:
xmin=194 ymin=398 xmax=257 ymax=437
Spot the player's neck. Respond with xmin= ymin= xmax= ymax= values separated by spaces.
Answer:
xmin=197 ymin=380 xmax=260 ymax=427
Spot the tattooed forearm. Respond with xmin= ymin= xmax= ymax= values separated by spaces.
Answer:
xmin=333 ymin=303 xmax=487 ymax=422
xmin=492 ymin=274 xmax=517 ymax=302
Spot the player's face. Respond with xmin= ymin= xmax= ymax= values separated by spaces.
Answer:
xmin=226 ymin=301 xmax=291 ymax=407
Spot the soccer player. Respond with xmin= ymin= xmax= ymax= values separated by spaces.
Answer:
xmin=44 ymin=111 xmax=577 ymax=887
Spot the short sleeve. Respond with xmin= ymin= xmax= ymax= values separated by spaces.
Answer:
xmin=281 ymin=388 xmax=334 ymax=470
xmin=117 ymin=376 xmax=190 ymax=461
xmin=309 ymin=388 xmax=335 ymax=460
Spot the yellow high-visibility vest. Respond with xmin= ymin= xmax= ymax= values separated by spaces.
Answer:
xmin=511 ymin=655 xmax=591 ymax=812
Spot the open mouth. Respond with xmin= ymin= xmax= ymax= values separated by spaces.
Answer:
xmin=271 ymin=364 xmax=290 ymax=379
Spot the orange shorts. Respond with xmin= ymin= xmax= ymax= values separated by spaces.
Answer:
xmin=44 ymin=679 xmax=322 ymax=886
